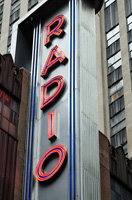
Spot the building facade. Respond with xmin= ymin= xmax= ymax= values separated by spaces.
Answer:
xmin=96 ymin=0 xmax=132 ymax=158
xmin=0 ymin=0 xmax=104 ymax=200
xmin=1 ymin=0 xmax=132 ymax=200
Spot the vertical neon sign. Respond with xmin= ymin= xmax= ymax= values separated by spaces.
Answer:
xmin=35 ymin=15 xmax=67 ymax=181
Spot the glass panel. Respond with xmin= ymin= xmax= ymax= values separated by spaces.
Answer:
xmin=109 ymin=80 xmax=123 ymax=96
xmin=109 ymin=96 xmax=125 ymax=118
xmin=105 ymin=0 xmax=116 ymax=8
xmin=125 ymin=0 xmax=132 ymax=17
xmin=108 ymin=51 xmax=121 ymax=67
xmin=111 ymin=120 xmax=126 ymax=136
xmin=127 ymin=15 xmax=132 ymax=24
xmin=107 ymin=33 xmax=120 ymax=46
xmin=28 ymin=0 xmax=38 ymax=10
xmin=128 ymin=23 xmax=132 ymax=31
xmin=10 ymin=99 xmax=19 ymax=113
xmin=106 ymin=25 xmax=119 ymax=40
xmin=107 ymin=39 xmax=120 ymax=59
xmin=111 ymin=110 xmax=125 ymax=127
xmin=110 ymin=88 xmax=124 ymax=103
xmin=123 ymin=143 xmax=128 ymax=155
xmin=108 ymin=66 xmax=122 ymax=87
xmin=105 ymin=1 xmax=118 ymax=33
xmin=108 ymin=59 xmax=122 ymax=73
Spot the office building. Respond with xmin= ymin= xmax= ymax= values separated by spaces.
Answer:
xmin=96 ymin=0 xmax=132 ymax=158
xmin=96 ymin=0 xmax=132 ymax=199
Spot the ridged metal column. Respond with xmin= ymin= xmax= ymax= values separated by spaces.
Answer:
xmin=75 ymin=0 xmax=101 ymax=199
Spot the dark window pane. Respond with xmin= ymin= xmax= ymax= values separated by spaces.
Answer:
xmin=111 ymin=128 xmax=127 ymax=147
xmin=108 ymin=67 xmax=122 ymax=87
xmin=111 ymin=110 xmax=125 ymax=127
xmin=10 ymin=9 xmax=20 ymax=24
xmin=128 ymin=30 xmax=132 ymax=43
xmin=110 ymin=95 xmax=125 ymax=118
xmin=130 ymin=58 xmax=132 ymax=71
xmin=10 ymin=111 xmax=18 ymax=126
xmin=105 ymin=2 xmax=118 ymax=32
xmin=125 ymin=0 xmax=132 ymax=17
xmin=107 ymin=39 xmax=120 ymax=59
xmin=11 ymin=0 xmax=18 ymax=4
xmin=110 ymin=88 xmax=124 ymax=103
xmin=10 ymin=99 xmax=19 ymax=113
xmin=28 ymin=0 xmax=38 ymax=10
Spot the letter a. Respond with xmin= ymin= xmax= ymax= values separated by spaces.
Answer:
xmin=41 ymin=45 xmax=67 ymax=78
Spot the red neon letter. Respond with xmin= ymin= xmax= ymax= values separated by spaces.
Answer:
xmin=40 ymin=75 xmax=64 ymax=110
xmin=44 ymin=15 xmax=65 ymax=47
xmin=41 ymin=45 xmax=67 ymax=78
xmin=35 ymin=145 xmax=66 ymax=181
xmin=48 ymin=110 xmax=56 ymax=140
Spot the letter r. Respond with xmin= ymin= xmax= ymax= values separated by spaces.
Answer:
xmin=44 ymin=15 xmax=65 ymax=47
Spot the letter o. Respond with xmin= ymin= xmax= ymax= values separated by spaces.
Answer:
xmin=35 ymin=145 xmax=66 ymax=181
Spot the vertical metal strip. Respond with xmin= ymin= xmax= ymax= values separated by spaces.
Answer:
xmin=69 ymin=0 xmax=72 ymax=199
xmin=69 ymin=0 xmax=76 ymax=199
xmin=24 ymin=26 xmax=36 ymax=200
xmin=28 ymin=23 xmax=39 ymax=200
xmin=73 ymin=0 xmax=76 ymax=199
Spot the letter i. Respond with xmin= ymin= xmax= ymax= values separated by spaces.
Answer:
xmin=48 ymin=110 xmax=56 ymax=140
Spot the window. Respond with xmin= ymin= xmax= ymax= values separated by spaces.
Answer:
xmin=28 ymin=0 xmax=38 ymax=10
xmin=108 ymin=51 xmax=121 ymax=67
xmin=105 ymin=0 xmax=116 ymax=8
xmin=109 ymin=79 xmax=123 ymax=96
xmin=11 ymin=0 xmax=18 ymax=5
xmin=106 ymin=25 xmax=119 ymax=41
xmin=128 ymin=29 xmax=132 ymax=43
xmin=125 ymin=0 xmax=132 ymax=17
xmin=110 ymin=87 xmax=124 ymax=103
xmin=107 ymin=39 xmax=120 ymax=59
xmin=105 ymin=1 xmax=118 ymax=32
xmin=8 ymin=1 xmax=20 ymax=52
xmin=109 ymin=95 xmax=125 ymax=118
xmin=10 ymin=9 xmax=20 ymax=24
xmin=111 ymin=128 xmax=127 ymax=147
xmin=108 ymin=59 xmax=122 ymax=74
xmin=111 ymin=177 xmax=132 ymax=200
xmin=111 ymin=120 xmax=126 ymax=136
xmin=127 ymin=15 xmax=132 ymax=31
xmin=108 ymin=66 xmax=122 ymax=87
xmin=130 ymin=58 xmax=132 ymax=71
xmin=107 ymin=32 xmax=120 ymax=46
xmin=111 ymin=110 xmax=125 ymax=127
